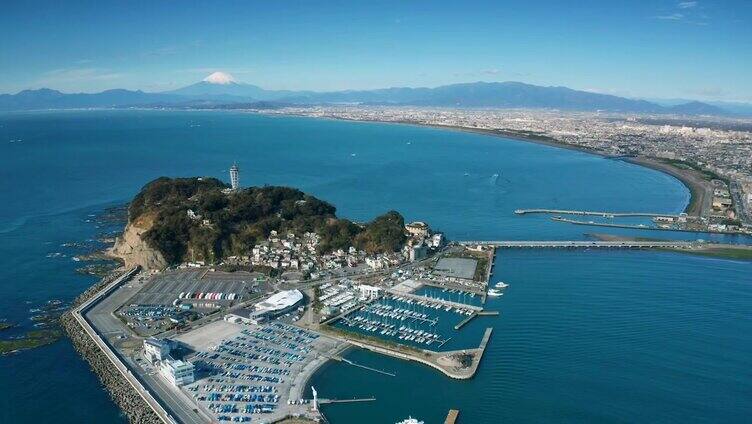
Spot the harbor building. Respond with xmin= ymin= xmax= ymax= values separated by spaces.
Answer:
xmin=143 ymin=338 xmax=172 ymax=363
xmin=225 ymin=289 xmax=304 ymax=324
xmin=160 ymin=357 xmax=195 ymax=386
xmin=230 ymin=163 xmax=240 ymax=190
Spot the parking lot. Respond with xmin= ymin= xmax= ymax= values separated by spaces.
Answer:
xmin=183 ymin=321 xmax=340 ymax=422
xmin=128 ymin=268 xmax=259 ymax=307
xmin=434 ymin=257 xmax=478 ymax=280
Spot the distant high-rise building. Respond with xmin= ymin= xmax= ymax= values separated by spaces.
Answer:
xmin=230 ymin=163 xmax=239 ymax=190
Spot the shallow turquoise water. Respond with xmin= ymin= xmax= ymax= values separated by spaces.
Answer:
xmin=0 ymin=110 xmax=749 ymax=423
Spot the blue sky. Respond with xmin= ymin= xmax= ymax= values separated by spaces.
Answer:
xmin=1 ymin=0 xmax=751 ymax=101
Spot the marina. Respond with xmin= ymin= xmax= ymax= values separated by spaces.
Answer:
xmin=333 ymin=294 xmax=473 ymax=351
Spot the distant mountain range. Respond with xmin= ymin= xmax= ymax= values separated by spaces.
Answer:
xmin=0 ymin=73 xmax=742 ymax=116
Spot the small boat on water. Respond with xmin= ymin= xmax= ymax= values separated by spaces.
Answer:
xmin=495 ymin=281 xmax=509 ymax=289
xmin=396 ymin=417 xmax=424 ymax=424
xmin=487 ymin=289 xmax=503 ymax=297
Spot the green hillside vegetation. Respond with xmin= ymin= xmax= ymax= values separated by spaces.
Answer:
xmin=129 ymin=177 xmax=407 ymax=264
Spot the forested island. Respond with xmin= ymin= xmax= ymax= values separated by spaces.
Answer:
xmin=115 ymin=177 xmax=408 ymax=267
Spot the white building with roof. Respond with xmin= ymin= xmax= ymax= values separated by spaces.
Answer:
xmin=160 ymin=357 xmax=195 ymax=386
xmin=230 ymin=163 xmax=240 ymax=190
xmin=239 ymin=289 xmax=304 ymax=323
xmin=143 ymin=338 xmax=172 ymax=363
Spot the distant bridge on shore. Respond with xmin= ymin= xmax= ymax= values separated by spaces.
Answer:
xmin=459 ymin=240 xmax=698 ymax=249
xmin=514 ymin=209 xmax=682 ymax=218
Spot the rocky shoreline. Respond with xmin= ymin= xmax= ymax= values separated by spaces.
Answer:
xmin=60 ymin=271 xmax=162 ymax=424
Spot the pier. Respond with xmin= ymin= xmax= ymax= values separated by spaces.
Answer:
xmin=386 ymin=290 xmax=483 ymax=312
xmin=454 ymin=312 xmax=477 ymax=330
xmin=445 ymin=410 xmax=460 ymax=424
xmin=460 ymin=240 xmax=697 ymax=249
xmin=514 ymin=208 xmax=680 ymax=218
xmin=318 ymin=397 xmax=376 ymax=405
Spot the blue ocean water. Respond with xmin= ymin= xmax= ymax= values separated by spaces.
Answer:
xmin=0 ymin=110 xmax=749 ymax=423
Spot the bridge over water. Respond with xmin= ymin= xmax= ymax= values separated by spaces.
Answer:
xmin=459 ymin=240 xmax=697 ymax=249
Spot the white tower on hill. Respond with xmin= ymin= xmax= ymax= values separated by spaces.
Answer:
xmin=230 ymin=163 xmax=240 ymax=191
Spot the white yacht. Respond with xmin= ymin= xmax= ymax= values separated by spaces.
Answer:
xmin=487 ymin=288 xmax=503 ymax=297
xmin=495 ymin=281 xmax=509 ymax=289
xmin=396 ymin=417 xmax=424 ymax=424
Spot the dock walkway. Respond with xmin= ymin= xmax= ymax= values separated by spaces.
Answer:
xmin=386 ymin=289 xmax=483 ymax=312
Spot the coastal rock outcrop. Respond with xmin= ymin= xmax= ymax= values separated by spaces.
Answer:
xmin=109 ymin=213 xmax=167 ymax=270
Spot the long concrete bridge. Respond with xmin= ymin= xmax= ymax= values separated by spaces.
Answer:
xmin=514 ymin=209 xmax=681 ymax=218
xmin=459 ymin=240 xmax=698 ymax=249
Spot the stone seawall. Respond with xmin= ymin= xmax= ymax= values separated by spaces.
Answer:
xmin=60 ymin=272 xmax=162 ymax=424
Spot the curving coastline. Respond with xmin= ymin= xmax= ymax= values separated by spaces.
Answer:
xmin=391 ymin=121 xmax=710 ymax=217
xmin=273 ymin=112 xmax=710 ymax=218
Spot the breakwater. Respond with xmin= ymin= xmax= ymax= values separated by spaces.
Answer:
xmin=60 ymin=271 xmax=162 ymax=424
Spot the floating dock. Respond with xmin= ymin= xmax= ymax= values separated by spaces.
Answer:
xmin=454 ymin=312 xmax=478 ymax=330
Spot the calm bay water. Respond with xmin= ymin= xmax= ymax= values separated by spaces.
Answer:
xmin=0 ymin=110 xmax=749 ymax=423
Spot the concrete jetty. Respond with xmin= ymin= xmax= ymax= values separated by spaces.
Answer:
xmin=460 ymin=240 xmax=697 ymax=249
xmin=454 ymin=312 xmax=478 ymax=330
xmin=318 ymin=397 xmax=376 ymax=404
xmin=326 ymin=326 xmax=494 ymax=380
xmin=61 ymin=268 xmax=167 ymax=424
xmin=445 ymin=409 xmax=460 ymax=424
xmin=514 ymin=208 xmax=680 ymax=218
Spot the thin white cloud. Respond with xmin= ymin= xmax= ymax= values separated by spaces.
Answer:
xmin=34 ymin=68 xmax=125 ymax=91
xmin=656 ymin=13 xmax=685 ymax=20
xmin=654 ymin=1 xmax=708 ymax=25
xmin=678 ymin=1 xmax=698 ymax=9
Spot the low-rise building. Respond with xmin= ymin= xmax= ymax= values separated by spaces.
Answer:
xmin=405 ymin=221 xmax=430 ymax=238
xmin=160 ymin=357 xmax=195 ymax=386
xmin=143 ymin=338 xmax=172 ymax=363
xmin=408 ymin=243 xmax=428 ymax=261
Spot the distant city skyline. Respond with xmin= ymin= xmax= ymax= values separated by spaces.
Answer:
xmin=2 ymin=1 xmax=751 ymax=102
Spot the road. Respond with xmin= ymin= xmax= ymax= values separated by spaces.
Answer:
xmin=79 ymin=269 xmax=209 ymax=424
